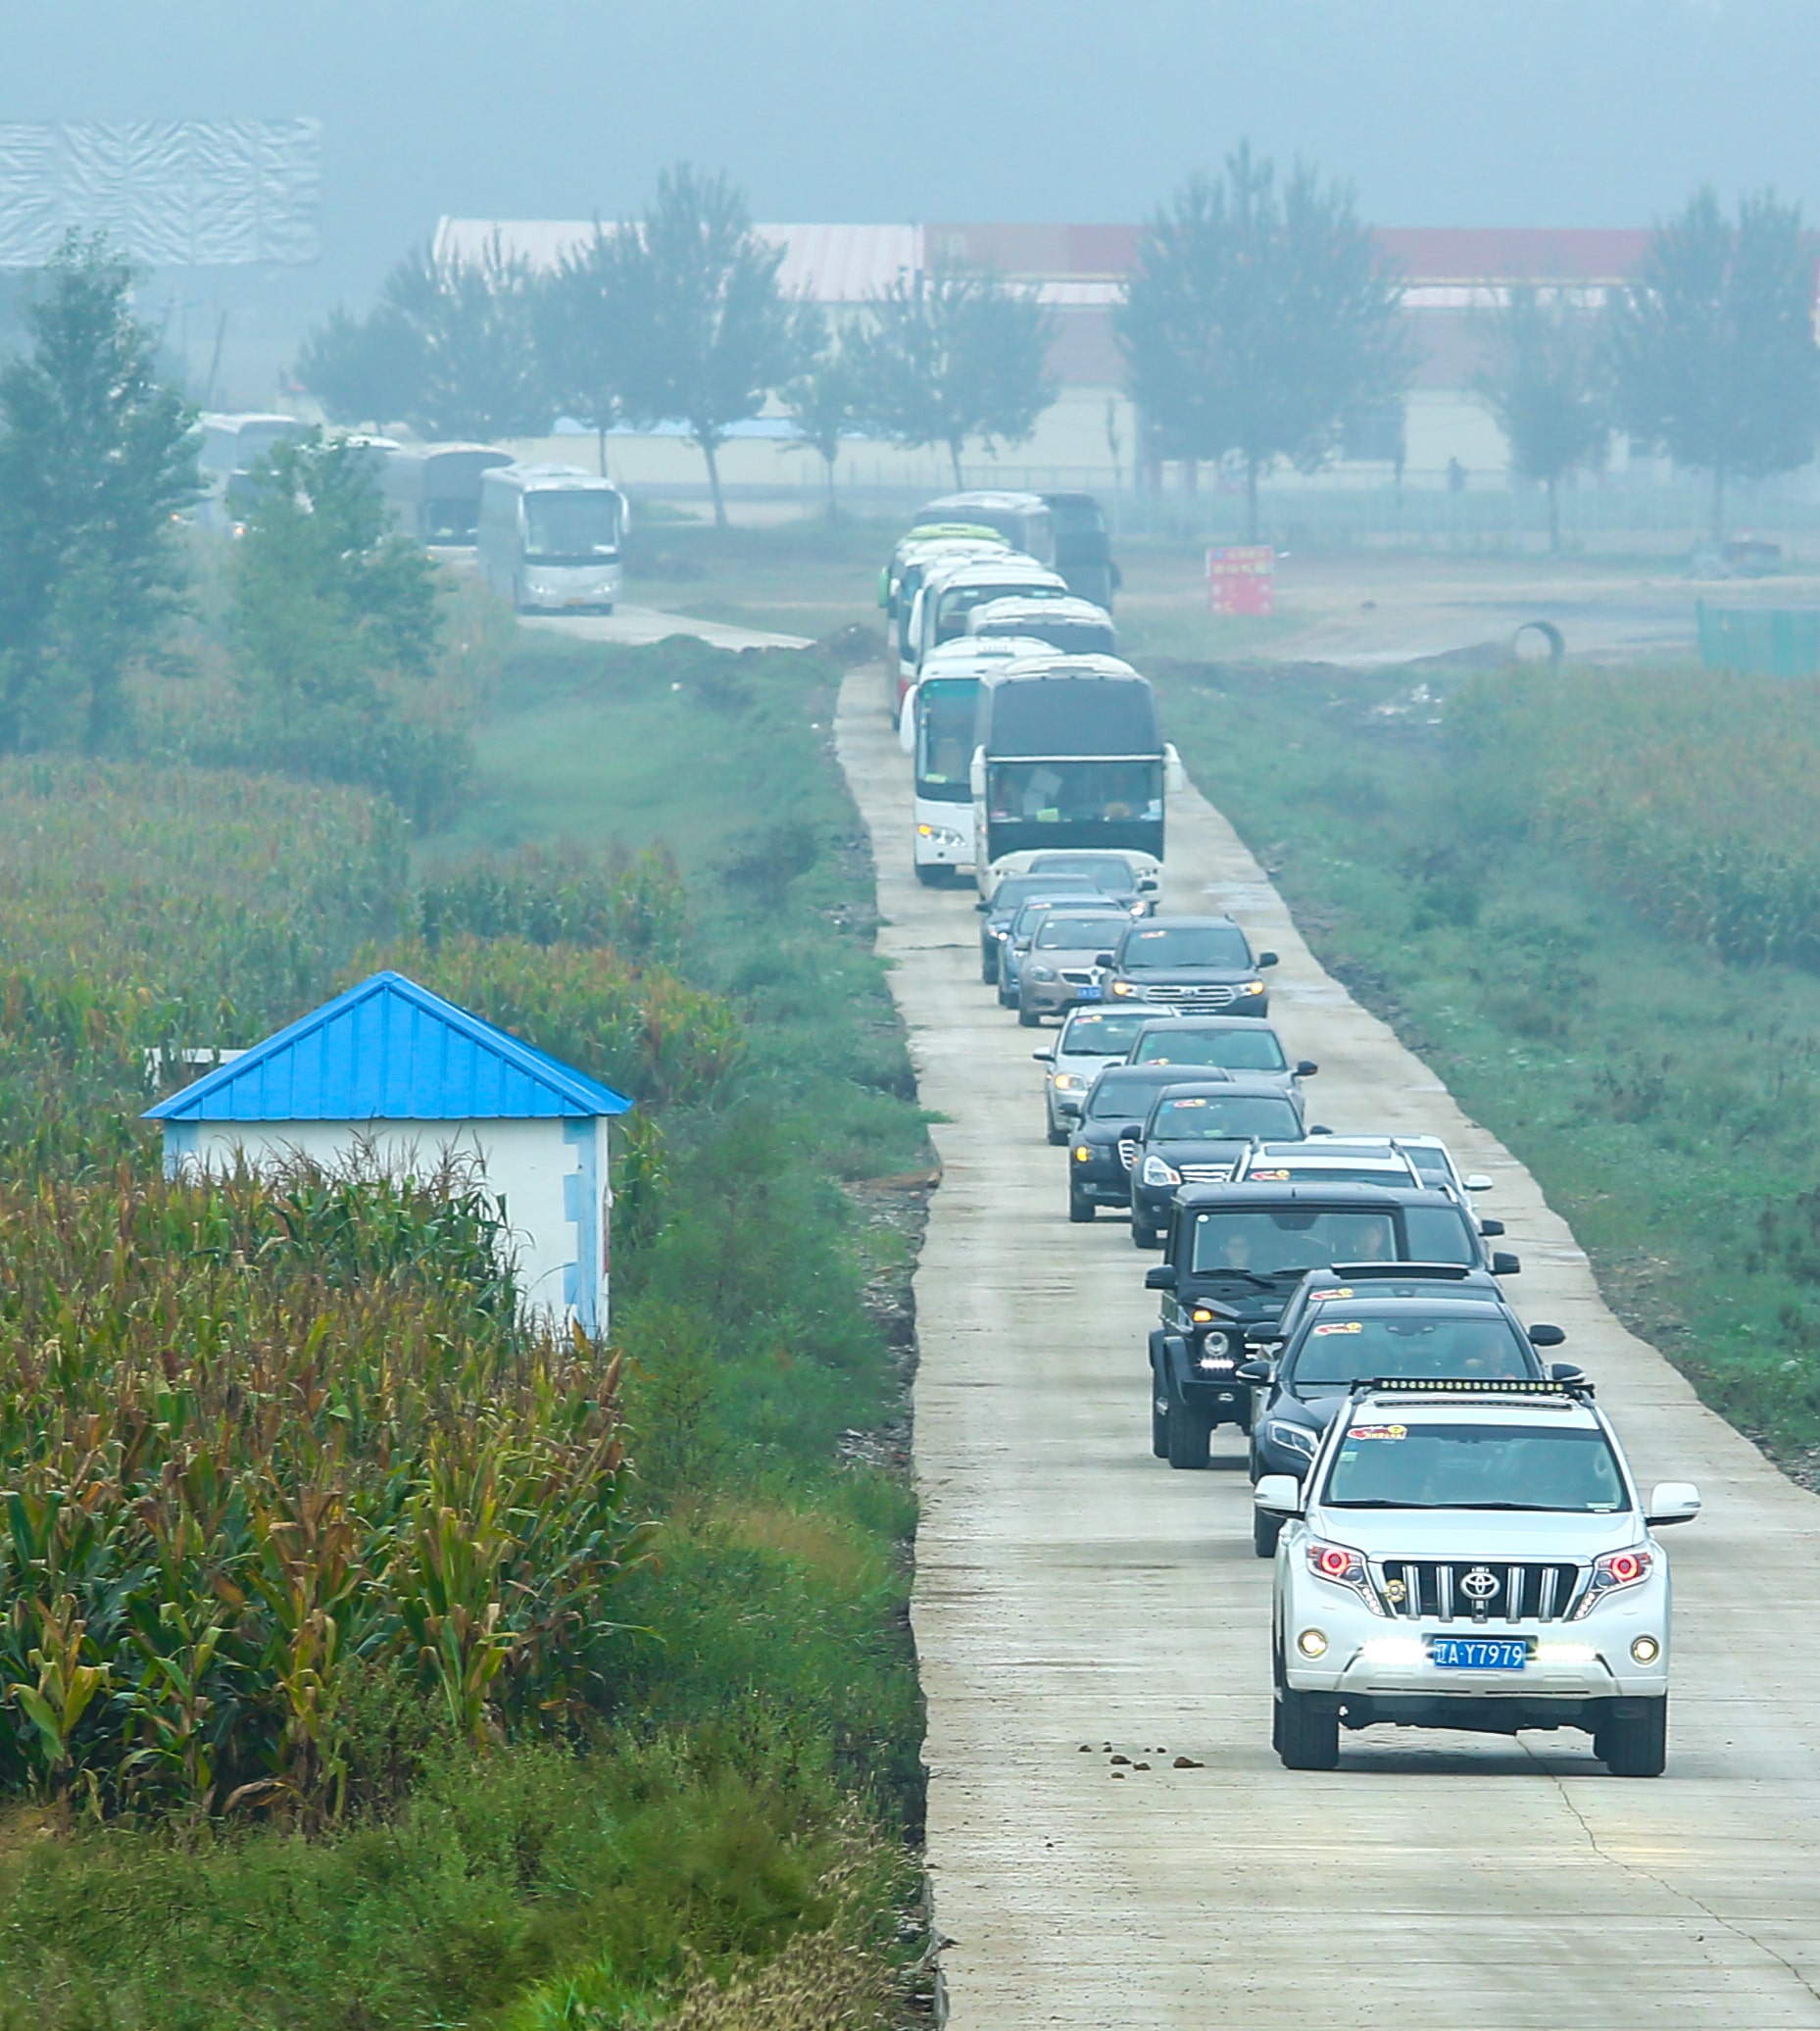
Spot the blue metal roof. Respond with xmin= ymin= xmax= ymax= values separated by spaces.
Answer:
xmin=145 ymin=970 xmax=634 ymax=1124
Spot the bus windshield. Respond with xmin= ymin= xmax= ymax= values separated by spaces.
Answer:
xmin=935 ymin=581 xmax=1064 ymax=641
xmin=986 ymin=760 xmax=1161 ymax=825
xmin=523 ymin=491 xmax=620 ymax=561
xmin=976 ymin=619 xmax=1115 ymax=657
xmin=916 ymin=682 xmax=977 ymax=801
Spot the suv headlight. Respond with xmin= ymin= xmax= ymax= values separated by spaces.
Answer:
xmin=1050 ymin=1071 xmax=1079 ymax=1091
xmin=1238 ymin=980 xmax=1267 ymax=998
xmin=1571 ymin=1547 xmax=1653 ymax=1618
xmin=1026 ymin=963 xmax=1058 ymax=982
xmin=1196 ymin=1331 xmax=1234 ymax=1370
xmin=1264 ymin=1418 xmax=1317 ymax=1458
xmin=1109 ymin=980 xmax=1137 ymax=997
xmin=1305 ymin=1538 xmax=1385 ymax=1615
xmin=1140 ymin=1154 xmax=1181 ymax=1187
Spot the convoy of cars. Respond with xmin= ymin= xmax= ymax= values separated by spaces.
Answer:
xmin=877 ymin=500 xmax=1699 ymax=1779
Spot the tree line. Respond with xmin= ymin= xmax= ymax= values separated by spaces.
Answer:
xmin=302 ymin=164 xmax=1054 ymax=524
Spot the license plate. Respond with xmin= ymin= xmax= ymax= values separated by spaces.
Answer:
xmin=1073 ymin=984 xmax=1104 ymax=1000
xmin=1430 ymin=1638 xmax=1527 ymax=1670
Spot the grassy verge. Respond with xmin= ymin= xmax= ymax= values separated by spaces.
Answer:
xmin=0 ymin=629 xmax=932 ymax=2026
xmin=1156 ymin=654 xmax=1820 ymax=1472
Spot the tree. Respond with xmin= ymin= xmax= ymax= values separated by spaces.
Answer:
xmin=297 ymin=235 xmax=548 ymax=442
xmin=1118 ymin=144 xmax=1411 ymax=539
xmin=1473 ymin=286 xmax=1608 ymax=552
xmin=1606 ymin=186 xmax=1820 ymax=542
xmin=779 ymin=305 xmax=865 ymax=514
xmin=857 ymin=264 xmax=1055 ymax=488
xmin=611 ymin=164 xmax=800 ymax=526
xmin=0 ymin=235 xmax=197 ymax=753
xmin=534 ymin=223 xmax=648 ymax=477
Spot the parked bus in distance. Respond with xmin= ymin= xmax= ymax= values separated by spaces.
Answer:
xmin=195 ymin=413 xmax=310 ymax=531
xmin=477 ymin=465 xmax=627 ymax=614
xmin=967 ymin=594 xmax=1116 ymax=659
xmin=880 ymin=521 xmax=1006 ymax=618
xmin=899 ymin=637 xmax=1060 ymax=884
xmin=1041 ymin=492 xmax=1121 ymax=610
xmin=918 ymin=490 xmax=1054 ymax=567
xmin=886 ymin=534 xmax=1010 ymax=716
xmin=385 ymin=443 xmax=513 ymax=545
xmin=905 ymin=553 xmax=1070 ymax=700
xmin=970 ymin=656 xmax=1185 ymax=885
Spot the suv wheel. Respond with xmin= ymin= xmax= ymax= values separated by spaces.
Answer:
xmin=1017 ymin=999 xmax=1040 ymax=1028
xmin=1253 ymin=1509 xmax=1282 ymax=1560
xmin=980 ymin=945 xmax=998 ymax=985
xmin=913 ymin=863 xmax=947 ymax=887
xmin=1599 ymin=1698 xmax=1667 ymax=1777
xmin=1275 ymin=1685 xmax=1340 ymax=1770
xmin=1165 ymin=1396 xmax=1210 ymax=1469
xmin=1068 ymin=1188 xmax=1096 ymax=1223
xmin=1151 ymin=1387 xmax=1168 ymax=1459
xmin=1131 ymin=1213 xmax=1159 ymax=1250
xmin=1047 ymin=1118 xmax=1069 ymax=1147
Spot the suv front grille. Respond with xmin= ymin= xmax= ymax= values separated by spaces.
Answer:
xmin=1136 ymin=982 xmax=1239 ymax=1010
xmin=1116 ymin=1138 xmax=1139 ymax=1169
xmin=1179 ymin=1162 xmax=1234 ymax=1183
xmin=1376 ymin=1559 xmax=1584 ymax=1623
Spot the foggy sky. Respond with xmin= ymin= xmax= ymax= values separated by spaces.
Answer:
xmin=10 ymin=0 xmax=1820 ymax=304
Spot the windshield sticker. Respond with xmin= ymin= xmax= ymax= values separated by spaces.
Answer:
xmin=1308 ymin=1288 xmax=1353 ymax=1302
xmin=1312 ymin=1320 xmax=1363 ymax=1335
xmin=1251 ymin=1167 xmax=1292 ymax=1181
xmin=1170 ymin=1096 xmax=1206 ymax=1108
xmin=1347 ymin=1423 xmax=1406 ymax=1441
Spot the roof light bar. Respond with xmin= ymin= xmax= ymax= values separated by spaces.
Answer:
xmin=1352 ymin=1376 xmax=1593 ymax=1399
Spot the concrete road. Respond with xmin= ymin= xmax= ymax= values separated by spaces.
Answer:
xmin=835 ymin=669 xmax=1820 ymax=2030
xmin=522 ymin=603 xmax=808 ymax=652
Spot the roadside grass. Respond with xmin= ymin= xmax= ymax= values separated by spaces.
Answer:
xmin=1155 ymin=654 xmax=1820 ymax=1466
xmin=0 ymin=628 xmax=932 ymax=2025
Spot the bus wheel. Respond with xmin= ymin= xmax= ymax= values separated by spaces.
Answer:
xmin=913 ymin=864 xmax=950 ymax=887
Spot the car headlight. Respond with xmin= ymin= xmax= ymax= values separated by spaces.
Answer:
xmin=1110 ymin=980 xmax=1137 ymax=997
xmin=1051 ymin=1071 xmax=1079 ymax=1091
xmin=1265 ymin=1418 xmax=1317 ymax=1458
xmin=1305 ymin=1538 xmax=1384 ymax=1614
xmin=1196 ymin=1330 xmax=1234 ymax=1370
xmin=1140 ymin=1154 xmax=1181 ymax=1187
xmin=1238 ymin=980 xmax=1267 ymax=997
xmin=1026 ymin=964 xmax=1058 ymax=982
xmin=1572 ymin=1547 xmax=1653 ymax=1619
xmin=916 ymin=823 xmax=965 ymax=847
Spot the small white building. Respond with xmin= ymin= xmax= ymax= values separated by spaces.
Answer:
xmin=145 ymin=969 xmax=632 ymax=1333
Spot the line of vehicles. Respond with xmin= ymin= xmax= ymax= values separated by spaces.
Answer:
xmin=194 ymin=413 xmax=626 ymax=616
xmin=878 ymin=503 xmax=1700 ymax=1779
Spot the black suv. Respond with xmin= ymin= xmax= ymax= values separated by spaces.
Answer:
xmin=1126 ymin=1081 xmax=1306 ymax=1250
xmin=1098 ymin=915 xmax=1277 ymax=1016
xmin=1245 ymin=1289 xmax=1573 ymax=1556
xmin=1067 ymin=1065 xmax=1233 ymax=1221
xmin=1143 ymin=1182 xmax=1521 ymax=1468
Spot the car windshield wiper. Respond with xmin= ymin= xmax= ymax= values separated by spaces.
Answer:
xmin=1436 ymin=1500 xmax=1614 ymax=1511
xmin=1194 ymin=1268 xmax=1279 ymax=1289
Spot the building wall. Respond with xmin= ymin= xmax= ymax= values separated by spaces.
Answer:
xmin=162 ymin=1115 xmax=613 ymax=1332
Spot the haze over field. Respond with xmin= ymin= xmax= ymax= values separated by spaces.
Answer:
xmin=7 ymin=0 xmax=1820 ymax=298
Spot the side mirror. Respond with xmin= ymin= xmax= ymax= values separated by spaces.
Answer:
xmin=1295 ymin=1060 xmax=1319 ymax=1078
xmin=974 ymin=897 xmax=990 ymax=912
xmin=1492 ymin=1250 xmax=1521 ymax=1276
xmin=1164 ymin=742 xmax=1186 ymax=794
xmin=1144 ymin=1263 xmax=1177 ymax=1291
xmin=1235 ymin=1358 xmax=1274 ymax=1384
xmin=1308 ymin=1124 xmax=1333 ymax=1136
xmin=1646 ymin=1481 xmax=1701 ymax=1526
xmin=1121 ymin=1122 xmax=1147 ymax=1144
xmin=897 ymin=690 xmax=918 ymax=752
xmin=1254 ymin=1473 xmax=1305 ymax=1518
xmin=1478 ymin=1218 xmax=1505 ymax=1237
xmin=1464 ymin=1173 xmax=1494 ymax=1192
xmin=1095 ymin=953 xmax=1114 ymax=968
xmin=1032 ymin=1048 xmax=1055 ymax=1063
xmin=1549 ymin=1362 xmax=1589 ymax=1388
xmin=1256 ymin=951 xmax=1279 ymax=968
xmin=968 ymin=748 xmax=985 ymax=797
xmin=1243 ymin=1327 xmax=1285 ymax=1347
xmin=1527 ymin=1323 xmax=1567 ymax=1349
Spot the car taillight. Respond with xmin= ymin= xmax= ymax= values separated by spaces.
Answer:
xmin=1572 ymin=1546 xmax=1653 ymax=1618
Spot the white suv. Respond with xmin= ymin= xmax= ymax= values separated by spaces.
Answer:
xmin=1257 ymin=1379 xmax=1699 ymax=1776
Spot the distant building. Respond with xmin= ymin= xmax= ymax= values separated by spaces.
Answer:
xmin=439 ymin=217 xmax=1741 ymax=491
xmin=144 ymin=970 xmax=631 ymax=1332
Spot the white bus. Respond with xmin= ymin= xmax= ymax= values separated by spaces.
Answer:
xmin=906 ymin=553 xmax=1071 ymax=682
xmin=898 ymin=637 xmax=1060 ymax=884
xmin=385 ymin=443 xmax=513 ymax=545
xmin=477 ymin=465 xmax=627 ymax=613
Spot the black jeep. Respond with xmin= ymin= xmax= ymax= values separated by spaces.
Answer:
xmin=1143 ymin=1182 xmax=1520 ymax=1468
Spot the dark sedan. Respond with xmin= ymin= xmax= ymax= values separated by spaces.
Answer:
xmin=1067 ymin=1065 xmax=1234 ymax=1222
xmin=978 ymin=874 xmax=1139 ymax=985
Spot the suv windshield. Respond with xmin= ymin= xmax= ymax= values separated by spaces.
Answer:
xmin=1288 ymin=1313 xmax=1532 ymax=1389
xmin=1247 ymin=1161 xmax=1413 ymax=1187
xmin=1123 ymin=925 xmax=1251 ymax=969
xmin=1191 ymin=1209 xmax=1404 ymax=1275
xmin=1087 ymin=1076 xmax=1180 ymax=1121
xmin=1153 ymin=1095 xmax=1301 ymax=1141
xmin=1324 ymin=1421 xmax=1629 ymax=1512
xmin=1058 ymin=1008 xmax=1171 ymax=1056
xmin=1011 ymin=896 xmax=1106 ymax=938
xmin=1036 ymin=915 xmax=1124 ymax=950
xmin=1403 ymin=1205 xmax=1476 ymax=1264
xmin=1134 ymin=1029 xmax=1287 ymax=1071
xmin=991 ymin=877 xmax=1087 ymax=918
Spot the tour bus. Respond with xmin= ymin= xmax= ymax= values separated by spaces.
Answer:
xmin=195 ymin=413 xmax=310 ymax=530
xmin=384 ymin=443 xmax=513 ymax=545
xmin=898 ymin=636 xmax=1061 ymax=884
xmin=966 ymin=593 xmax=1116 ymax=659
xmin=477 ymin=465 xmax=627 ymax=613
xmin=1041 ymin=491 xmax=1121 ymax=611
xmin=906 ymin=553 xmax=1071 ymax=693
xmin=880 ymin=521 xmax=1006 ymax=619
xmin=886 ymin=534 xmax=1011 ymax=715
xmin=917 ymin=490 xmax=1054 ymax=567
xmin=969 ymin=655 xmax=1185 ymax=885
